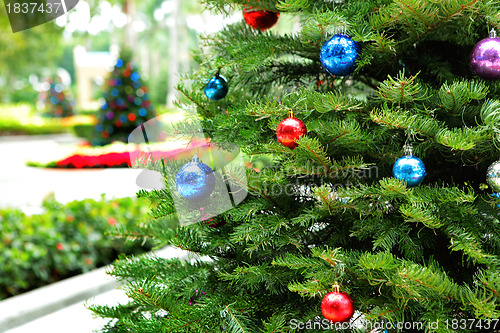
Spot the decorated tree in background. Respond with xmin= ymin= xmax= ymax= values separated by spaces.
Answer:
xmin=92 ymin=54 xmax=157 ymax=146
xmin=91 ymin=1 xmax=500 ymax=332
xmin=37 ymin=77 xmax=74 ymax=118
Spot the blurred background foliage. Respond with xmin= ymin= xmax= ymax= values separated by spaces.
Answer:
xmin=0 ymin=0 xmax=205 ymax=108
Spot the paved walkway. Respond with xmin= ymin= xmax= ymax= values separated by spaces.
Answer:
xmin=4 ymin=289 xmax=126 ymax=333
xmin=0 ymin=134 xmax=143 ymax=212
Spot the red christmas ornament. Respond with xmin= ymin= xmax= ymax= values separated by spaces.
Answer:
xmin=243 ymin=7 xmax=279 ymax=31
xmin=276 ymin=111 xmax=307 ymax=149
xmin=201 ymin=207 xmax=226 ymax=228
xmin=206 ymin=218 xmax=226 ymax=228
xmin=321 ymin=289 xmax=355 ymax=323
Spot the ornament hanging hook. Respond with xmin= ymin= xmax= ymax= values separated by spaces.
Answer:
xmin=490 ymin=29 xmax=497 ymax=38
xmin=403 ymin=135 xmax=412 ymax=156
xmin=404 ymin=120 xmax=416 ymax=156
xmin=340 ymin=25 xmax=347 ymax=36
xmin=404 ymin=144 xmax=413 ymax=156
xmin=288 ymin=109 xmax=295 ymax=118
xmin=331 ymin=283 xmax=340 ymax=293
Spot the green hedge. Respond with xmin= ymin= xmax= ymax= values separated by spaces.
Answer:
xmin=0 ymin=120 xmax=68 ymax=135
xmin=0 ymin=103 xmax=96 ymax=136
xmin=0 ymin=104 xmax=63 ymax=135
xmin=0 ymin=195 xmax=153 ymax=300
xmin=0 ymin=103 xmax=178 ymax=137
xmin=71 ymin=123 xmax=94 ymax=139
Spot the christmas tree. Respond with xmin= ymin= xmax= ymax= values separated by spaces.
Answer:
xmin=91 ymin=1 xmax=500 ymax=332
xmin=37 ymin=76 xmax=74 ymax=118
xmin=92 ymin=54 xmax=157 ymax=146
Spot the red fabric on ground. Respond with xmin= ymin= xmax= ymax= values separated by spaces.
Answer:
xmin=55 ymin=138 xmax=210 ymax=168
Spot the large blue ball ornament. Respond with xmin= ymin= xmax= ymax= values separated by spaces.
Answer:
xmin=176 ymin=160 xmax=216 ymax=201
xmin=392 ymin=156 xmax=426 ymax=188
xmin=204 ymin=75 xmax=228 ymax=101
xmin=320 ymin=34 xmax=359 ymax=76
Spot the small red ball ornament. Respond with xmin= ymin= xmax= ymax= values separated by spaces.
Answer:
xmin=243 ymin=7 xmax=279 ymax=31
xmin=321 ymin=290 xmax=355 ymax=323
xmin=276 ymin=111 xmax=307 ymax=149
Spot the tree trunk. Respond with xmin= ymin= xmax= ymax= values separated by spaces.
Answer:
xmin=123 ymin=0 xmax=137 ymax=56
xmin=166 ymin=0 xmax=180 ymax=106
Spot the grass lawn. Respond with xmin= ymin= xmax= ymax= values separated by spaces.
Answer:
xmin=0 ymin=103 xmax=177 ymax=137
xmin=0 ymin=104 xmax=96 ymax=136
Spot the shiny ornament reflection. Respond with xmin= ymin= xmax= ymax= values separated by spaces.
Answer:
xmin=320 ymin=34 xmax=359 ymax=76
xmin=176 ymin=160 xmax=216 ymax=201
xmin=321 ymin=291 xmax=355 ymax=323
xmin=276 ymin=117 xmax=307 ymax=149
xmin=242 ymin=7 xmax=279 ymax=31
xmin=487 ymin=160 xmax=500 ymax=192
xmin=392 ymin=155 xmax=426 ymax=188
xmin=470 ymin=35 xmax=500 ymax=80
xmin=204 ymin=75 xmax=228 ymax=101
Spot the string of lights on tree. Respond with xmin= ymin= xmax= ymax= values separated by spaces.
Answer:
xmin=92 ymin=56 xmax=158 ymax=146
xmin=37 ymin=76 xmax=75 ymax=118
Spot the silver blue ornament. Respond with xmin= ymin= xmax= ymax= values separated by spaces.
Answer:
xmin=176 ymin=159 xmax=216 ymax=201
xmin=491 ymin=192 xmax=500 ymax=208
xmin=320 ymin=34 xmax=359 ymax=76
xmin=487 ymin=159 xmax=500 ymax=192
xmin=392 ymin=155 xmax=426 ymax=188
xmin=204 ymin=75 xmax=228 ymax=101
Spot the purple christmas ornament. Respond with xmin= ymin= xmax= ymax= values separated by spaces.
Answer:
xmin=106 ymin=111 xmax=115 ymax=119
xmin=470 ymin=30 xmax=500 ymax=80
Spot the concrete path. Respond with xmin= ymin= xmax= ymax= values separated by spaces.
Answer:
xmin=3 ymin=289 xmax=125 ymax=333
xmin=0 ymin=134 xmax=143 ymax=212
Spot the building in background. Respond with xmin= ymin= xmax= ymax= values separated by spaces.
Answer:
xmin=73 ymin=45 xmax=118 ymax=110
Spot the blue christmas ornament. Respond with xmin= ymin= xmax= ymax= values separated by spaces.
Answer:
xmin=204 ymin=75 xmax=228 ymax=101
xmin=130 ymin=72 xmax=140 ymax=82
xmin=491 ymin=192 xmax=500 ymax=208
xmin=320 ymin=34 xmax=359 ymax=76
xmin=176 ymin=158 xmax=216 ymax=201
xmin=486 ymin=159 xmax=500 ymax=192
xmin=393 ymin=155 xmax=426 ymax=188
